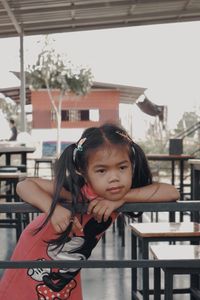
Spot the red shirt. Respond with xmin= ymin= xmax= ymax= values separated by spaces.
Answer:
xmin=0 ymin=185 xmax=116 ymax=300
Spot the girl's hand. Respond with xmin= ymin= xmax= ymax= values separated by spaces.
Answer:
xmin=51 ymin=205 xmax=83 ymax=233
xmin=87 ymin=198 xmax=125 ymax=223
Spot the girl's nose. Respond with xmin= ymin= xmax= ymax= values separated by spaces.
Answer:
xmin=108 ymin=171 xmax=119 ymax=182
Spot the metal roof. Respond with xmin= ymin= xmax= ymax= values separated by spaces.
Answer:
xmin=93 ymin=81 xmax=146 ymax=104
xmin=0 ymin=81 xmax=146 ymax=105
xmin=0 ymin=86 xmax=31 ymax=103
xmin=0 ymin=0 xmax=200 ymax=38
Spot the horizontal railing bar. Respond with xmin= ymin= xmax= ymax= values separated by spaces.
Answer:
xmin=0 ymin=201 xmax=200 ymax=213
xmin=1 ymin=259 xmax=200 ymax=269
xmin=1 ymin=202 xmax=200 ymax=271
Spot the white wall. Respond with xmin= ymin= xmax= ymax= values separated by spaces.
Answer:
xmin=31 ymin=128 xmax=85 ymax=143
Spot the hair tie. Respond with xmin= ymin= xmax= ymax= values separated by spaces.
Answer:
xmin=132 ymin=144 xmax=136 ymax=156
xmin=116 ymin=131 xmax=132 ymax=142
xmin=73 ymin=138 xmax=87 ymax=162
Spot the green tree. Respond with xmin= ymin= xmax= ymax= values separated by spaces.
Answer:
xmin=0 ymin=95 xmax=19 ymax=123
xmin=174 ymin=111 xmax=199 ymax=138
xmin=173 ymin=111 xmax=200 ymax=155
xmin=27 ymin=37 xmax=93 ymax=156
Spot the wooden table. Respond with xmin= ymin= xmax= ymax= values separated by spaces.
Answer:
xmin=0 ymin=145 xmax=35 ymax=172
xmin=130 ymin=221 xmax=200 ymax=300
xmin=151 ymin=244 xmax=200 ymax=299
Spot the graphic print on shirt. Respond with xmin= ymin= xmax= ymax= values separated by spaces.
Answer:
xmin=27 ymin=217 xmax=112 ymax=300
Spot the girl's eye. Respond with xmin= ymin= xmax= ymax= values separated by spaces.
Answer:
xmin=120 ymin=165 xmax=128 ymax=170
xmin=96 ymin=169 xmax=105 ymax=174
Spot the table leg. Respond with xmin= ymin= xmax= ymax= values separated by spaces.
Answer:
xmin=141 ymin=239 xmax=149 ymax=300
xmin=131 ymin=233 xmax=137 ymax=299
xmin=171 ymin=160 xmax=175 ymax=185
xmin=154 ymin=267 xmax=161 ymax=300
xmin=179 ymin=160 xmax=184 ymax=199
xmin=5 ymin=153 xmax=11 ymax=165
xmin=21 ymin=153 xmax=27 ymax=172
xmin=169 ymin=160 xmax=176 ymax=221
xmin=190 ymin=272 xmax=200 ymax=300
xmin=164 ymin=269 xmax=173 ymax=300
xmin=16 ymin=212 xmax=23 ymax=240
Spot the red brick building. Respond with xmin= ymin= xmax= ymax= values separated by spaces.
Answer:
xmin=31 ymin=81 xmax=146 ymax=130
xmin=0 ymin=81 xmax=146 ymax=142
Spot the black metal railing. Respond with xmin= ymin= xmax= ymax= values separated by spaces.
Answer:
xmin=1 ymin=201 xmax=200 ymax=270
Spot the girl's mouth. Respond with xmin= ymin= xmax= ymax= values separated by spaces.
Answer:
xmin=107 ymin=187 xmax=122 ymax=194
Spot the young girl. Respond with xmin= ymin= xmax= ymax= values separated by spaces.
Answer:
xmin=0 ymin=123 xmax=179 ymax=300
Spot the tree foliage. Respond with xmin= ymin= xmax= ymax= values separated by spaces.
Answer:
xmin=27 ymin=48 xmax=93 ymax=95
xmin=0 ymin=95 xmax=19 ymax=122
xmin=174 ymin=111 xmax=199 ymax=138
xmin=26 ymin=37 xmax=93 ymax=156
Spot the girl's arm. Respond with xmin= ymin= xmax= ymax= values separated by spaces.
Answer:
xmin=16 ymin=178 xmax=82 ymax=233
xmin=87 ymin=182 xmax=179 ymax=222
xmin=16 ymin=177 xmax=71 ymax=212
xmin=124 ymin=182 xmax=180 ymax=203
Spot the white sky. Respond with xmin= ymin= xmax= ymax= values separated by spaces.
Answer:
xmin=0 ymin=21 xmax=200 ymax=139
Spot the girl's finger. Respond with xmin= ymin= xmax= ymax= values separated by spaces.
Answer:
xmin=96 ymin=206 xmax=107 ymax=223
xmin=87 ymin=199 xmax=98 ymax=214
xmin=72 ymin=217 xmax=83 ymax=232
xmin=55 ymin=224 xmax=64 ymax=233
xmin=103 ymin=207 xmax=111 ymax=222
xmin=59 ymin=222 xmax=68 ymax=232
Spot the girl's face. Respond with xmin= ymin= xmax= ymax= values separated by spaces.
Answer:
xmin=85 ymin=145 xmax=133 ymax=201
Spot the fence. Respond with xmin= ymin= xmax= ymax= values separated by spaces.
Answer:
xmin=1 ymin=201 xmax=200 ymax=270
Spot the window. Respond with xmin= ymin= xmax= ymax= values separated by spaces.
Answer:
xmin=61 ymin=110 xmax=69 ymax=121
xmin=60 ymin=109 xmax=99 ymax=122
xmin=80 ymin=110 xmax=89 ymax=120
xmin=90 ymin=109 xmax=99 ymax=121
xmin=69 ymin=109 xmax=79 ymax=121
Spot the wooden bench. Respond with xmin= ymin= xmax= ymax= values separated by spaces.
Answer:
xmin=130 ymin=221 xmax=200 ymax=300
xmin=151 ymin=244 xmax=200 ymax=300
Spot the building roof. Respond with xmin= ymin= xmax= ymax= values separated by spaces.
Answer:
xmin=93 ymin=81 xmax=146 ymax=104
xmin=1 ymin=71 xmax=146 ymax=105
xmin=0 ymin=86 xmax=31 ymax=103
xmin=0 ymin=0 xmax=200 ymax=38
xmin=0 ymin=81 xmax=146 ymax=105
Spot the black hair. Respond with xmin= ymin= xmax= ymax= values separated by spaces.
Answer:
xmin=40 ymin=122 xmax=152 ymax=248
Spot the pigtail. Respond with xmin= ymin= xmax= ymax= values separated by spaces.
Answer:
xmin=47 ymin=143 xmax=86 ymax=249
xmin=132 ymin=142 xmax=152 ymax=188
xmin=54 ymin=143 xmax=82 ymax=215
xmin=125 ymin=142 xmax=152 ymax=219
xmin=34 ymin=144 xmax=85 ymax=249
